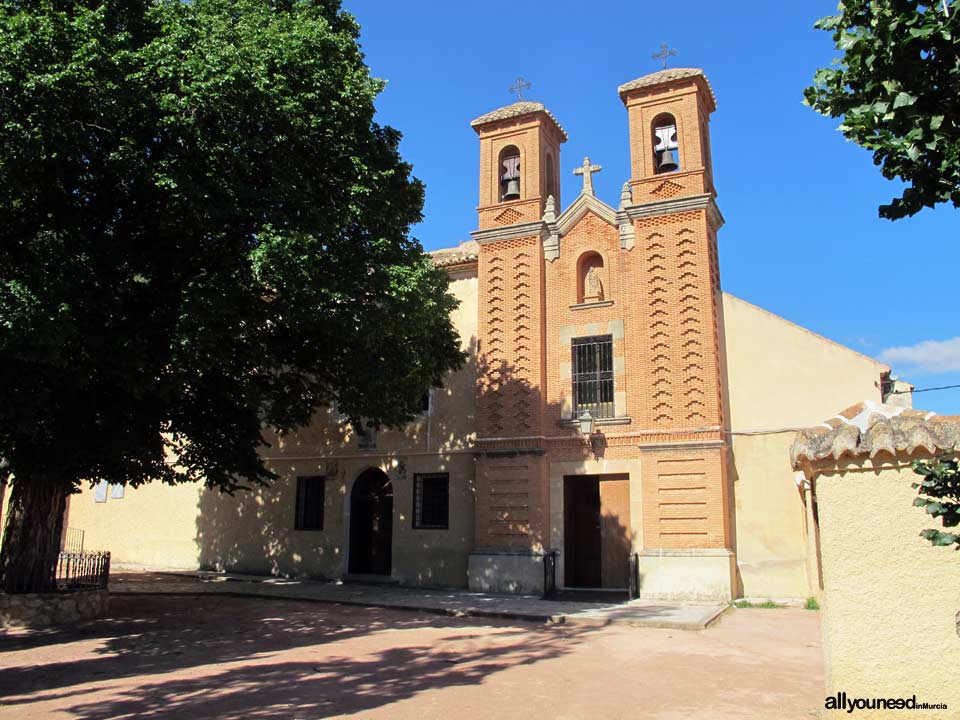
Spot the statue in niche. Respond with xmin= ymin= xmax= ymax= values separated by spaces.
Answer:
xmin=584 ymin=265 xmax=604 ymax=302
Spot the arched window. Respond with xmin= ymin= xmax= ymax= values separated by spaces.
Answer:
xmin=499 ymin=145 xmax=521 ymax=201
xmin=577 ymin=251 xmax=605 ymax=303
xmin=545 ymin=152 xmax=556 ymax=201
xmin=651 ymin=113 xmax=679 ymax=174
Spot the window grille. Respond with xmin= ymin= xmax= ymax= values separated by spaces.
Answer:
xmin=295 ymin=476 xmax=325 ymax=530
xmin=572 ymin=335 xmax=615 ymax=419
xmin=413 ymin=473 xmax=449 ymax=529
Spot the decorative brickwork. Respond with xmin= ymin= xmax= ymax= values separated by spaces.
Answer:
xmin=641 ymin=448 xmax=727 ymax=549
xmin=474 ymin=454 xmax=549 ymax=550
xmin=470 ymin=68 xmax=732 ymax=584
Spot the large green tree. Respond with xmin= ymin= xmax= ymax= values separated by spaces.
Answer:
xmin=0 ymin=0 xmax=464 ymax=593
xmin=804 ymin=0 xmax=960 ymax=219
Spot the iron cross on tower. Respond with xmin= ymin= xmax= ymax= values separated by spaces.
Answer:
xmin=509 ymin=76 xmax=532 ymax=102
xmin=652 ymin=43 xmax=677 ymax=70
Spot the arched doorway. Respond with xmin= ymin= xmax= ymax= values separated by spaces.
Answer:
xmin=349 ymin=468 xmax=393 ymax=575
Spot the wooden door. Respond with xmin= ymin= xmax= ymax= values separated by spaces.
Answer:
xmin=599 ymin=476 xmax=631 ymax=588
xmin=564 ymin=476 xmax=601 ymax=587
xmin=349 ymin=469 xmax=393 ymax=575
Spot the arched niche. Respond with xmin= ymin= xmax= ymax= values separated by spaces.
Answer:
xmin=577 ymin=251 xmax=606 ymax=304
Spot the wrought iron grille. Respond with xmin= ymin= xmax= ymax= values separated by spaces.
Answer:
xmin=572 ymin=335 xmax=615 ymax=419
xmin=55 ymin=551 xmax=110 ymax=591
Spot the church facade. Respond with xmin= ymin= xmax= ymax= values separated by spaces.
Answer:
xmin=54 ymin=69 xmax=899 ymax=602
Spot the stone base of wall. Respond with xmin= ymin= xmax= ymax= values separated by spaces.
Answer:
xmin=468 ymin=549 xmax=547 ymax=595
xmin=637 ymin=548 xmax=735 ymax=602
xmin=0 ymin=589 xmax=109 ymax=628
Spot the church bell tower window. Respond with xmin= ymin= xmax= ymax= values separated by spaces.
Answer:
xmin=499 ymin=145 xmax=521 ymax=200
xmin=652 ymin=114 xmax=679 ymax=174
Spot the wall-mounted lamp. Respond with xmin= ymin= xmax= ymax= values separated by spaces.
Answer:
xmin=578 ymin=409 xmax=601 ymax=459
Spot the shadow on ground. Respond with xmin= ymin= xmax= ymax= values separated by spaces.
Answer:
xmin=0 ymin=593 xmax=594 ymax=719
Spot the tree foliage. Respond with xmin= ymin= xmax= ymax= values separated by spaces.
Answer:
xmin=911 ymin=457 xmax=960 ymax=550
xmin=804 ymin=1 xmax=960 ymax=219
xmin=0 ymin=0 xmax=464 ymax=591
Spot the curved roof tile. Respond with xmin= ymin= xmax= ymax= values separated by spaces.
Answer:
xmin=791 ymin=401 xmax=960 ymax=468
xmin=470 ymin=102 xmax=568 ymax=141
xmin=617 ymin=67 xmax=717 ymax=109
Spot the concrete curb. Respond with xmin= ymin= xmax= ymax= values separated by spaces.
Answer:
xmin=112 ymin=588 xmax=565 ymax=625
xmin=112 ymin=584 xmax=726 ymax=630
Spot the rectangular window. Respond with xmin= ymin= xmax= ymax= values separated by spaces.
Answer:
xmin=413 ymin=473 xmax=449 ymax=529
xmin=357 ymin=424 xmax=377 ymax=449
xmin=295 ymin=476 xmax=325 ymax=531
xmin=572 ymin=335 xmax=615 ymax=418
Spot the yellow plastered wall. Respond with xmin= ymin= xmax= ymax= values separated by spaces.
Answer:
xmin=815 ymin=459 xmax=960 ymax=717
xmin=65 ymin=481 xmax=202 ymax=569
xmin=43 ymin=266 xmax=480 ymax=586
xmin=722 ymin=293 xmax=887 ymax=599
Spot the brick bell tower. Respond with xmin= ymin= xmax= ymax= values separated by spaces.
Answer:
xmin=618 ymin=68 xmax=734 ymax=600
xmin=467 ymin=100 xmax=566 ymax=593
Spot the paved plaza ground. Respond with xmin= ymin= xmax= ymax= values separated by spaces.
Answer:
xmin=0 ymin=590 xmax=823 ymax=719
xmin=107 ymin=571 xmax=729 ymax=629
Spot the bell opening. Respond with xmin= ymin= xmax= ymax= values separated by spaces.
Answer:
xmin=499 ymin=146 xmax=521 ymax=201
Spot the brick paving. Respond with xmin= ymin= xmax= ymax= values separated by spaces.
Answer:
xmin=0 ymin=593 xmax=823 ymax=720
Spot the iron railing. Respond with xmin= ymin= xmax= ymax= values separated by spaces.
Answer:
xmin=628 ymin=553 xmax=639 ymax=600
xmin=55 ymin=551 xmax=110 ymax=591
xmin=61 ymin=527 xmax=85 ymax=553
xmin=542 ymin=550 xmax=558 ymax=599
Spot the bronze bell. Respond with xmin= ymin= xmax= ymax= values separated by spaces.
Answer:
xmin=503 ymin=178 xmax=521 ymax=200
xmin=658 ymin=148 xmax=679 ymax=172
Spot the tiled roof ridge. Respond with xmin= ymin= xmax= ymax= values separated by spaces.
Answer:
xmin=428 ymin=240 xmax=479 ymax=268
xmin=617 ymin=67 xmax=717 ymax=108
xmin=790 ymin=401 xmax=960 ymax=468
xmin=470 ymin=102 xmax=568 ymax=140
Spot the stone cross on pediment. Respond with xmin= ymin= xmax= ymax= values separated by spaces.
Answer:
xmin=573 ymin=156 xmax=602 ymax=196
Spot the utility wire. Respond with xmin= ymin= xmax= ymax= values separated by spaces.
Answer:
xmin=891 ymin=383 xmax=960 ymax=395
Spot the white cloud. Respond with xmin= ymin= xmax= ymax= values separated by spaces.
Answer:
xmin=879 ymin=337 xmax=960 ymax=375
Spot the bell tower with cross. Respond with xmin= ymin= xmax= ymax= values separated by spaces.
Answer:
xmin=470 ymin=80 xmax=567 ymax=231
xmin=467 ymin=86 xmax=567 ymax=582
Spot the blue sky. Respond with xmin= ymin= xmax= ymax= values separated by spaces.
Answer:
xmin=344 ymin=0 xmax=960 ymax=415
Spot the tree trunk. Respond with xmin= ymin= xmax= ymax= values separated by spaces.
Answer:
xmin=0 ymin=475 xmax=68 ymax=593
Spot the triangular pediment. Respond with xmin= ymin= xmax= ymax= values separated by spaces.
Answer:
xmin=554 ymin=192 xmax=617 ymax=235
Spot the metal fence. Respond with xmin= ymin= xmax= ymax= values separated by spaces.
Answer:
xmin=542 ymin=550 xmax=559 ymax=599
xmin=627 ymin=553 xmax=640 ymax=600
xmin=55 ymin=551 xmax=110 ymax=591
xmin=62 ymin=527 xmax=85 ymax=553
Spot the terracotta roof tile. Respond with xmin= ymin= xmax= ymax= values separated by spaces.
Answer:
xmin=617 ymin=67 xmax=717 ymax=108
xmin=470 ymin=102 xmax=568 ymax=141
xmin=429 ymin=240 xmax=478 ymax=268
xmin=790 ymin=401 xmax=960 ymax=468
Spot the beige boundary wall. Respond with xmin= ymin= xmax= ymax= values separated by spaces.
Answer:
xmin=722 ymin=293 xmax=888 ymax=600
xmin=810 ymin=456 xmax=960 ymax=718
